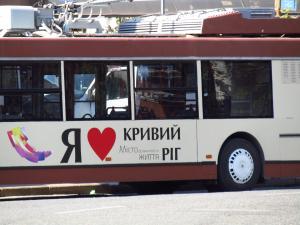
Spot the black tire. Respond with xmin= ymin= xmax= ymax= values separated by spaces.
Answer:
xmin=218 ymin=138 xmax=261 ymax=191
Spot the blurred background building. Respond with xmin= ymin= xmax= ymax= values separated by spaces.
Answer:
xmin=0 ymin=0 xmax=277 ymax=16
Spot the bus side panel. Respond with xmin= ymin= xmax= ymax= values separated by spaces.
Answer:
xmin=197 ymin=118 xmax=300 ymax=178
xmin=0 ymin=120 xmax=218 ymax=184
xmin=272 ymin=60 xmax=300 ymax=161
xmin=264 ymin=60 xmax=300 ymax=178
xmin=0 ymin=120 xmax=198 ymax=167
xmin=196 ymin=59 xmax=300 ymax=179
xmin=0 ymin=120 xmax=216 ymax=184
xmin=196 ymin=119 xmax=279 ymax=164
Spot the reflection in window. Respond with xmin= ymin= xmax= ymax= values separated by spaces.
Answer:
xmin=43 ymin=93 xmax=61 ymax=120
xmin=202 ymin=61 xmax=273 ymax=118
xmin=135 ymin=63 xmax=196 ymax=89
xmin=74 ymin=74 xmax=96 ymax=118
xmin=44 ymin=75 xmax=60 ymax=89
xmin=65 ymin=62 xmax=130 ymax=120
xmin=0 ymin=95 xmax=32 ymax=120
xmin=1 ymin=66 xmax=32 ymax=89
xmin=74 ymin=74 xmax=95 ymax=101
xmin=134 ymin=61 xmax=198 ymax=119
xmin=135 ymin=90 xmax=197 ymax=119
xmin=106 ymin=66 xmax=129 ymax=117
xmin=0 ymin=62 xmax=61 ymax=121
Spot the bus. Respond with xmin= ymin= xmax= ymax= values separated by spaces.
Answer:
xmin=0 ymin=17 xmax=300 ymax=192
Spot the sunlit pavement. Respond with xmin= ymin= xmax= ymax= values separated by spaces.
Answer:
xmin=1 ymin=186 xmax=300 ymax=225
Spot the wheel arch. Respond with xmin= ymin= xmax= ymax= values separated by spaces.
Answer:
xmin=217 ymin=132 xmax=265 ymax=182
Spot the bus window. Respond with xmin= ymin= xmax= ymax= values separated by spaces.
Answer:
xmin=0 ymin=62 xmax=62 ymax=121
xmin=43 ymin=74 xmax=60 ymax=89
xmin=65 ymin=62 xmax=130 ymax=120
xmin=1 ymin=65 xmax=32 ymax=89
xmin=74 ymin=73 xmax=96 ymax=119
xmin=134 ymin=61 xmax=198 ymax=119
xmin=202 ymin=60 xmax=273 ymax=118
xmin=105 ymin=65 xmax=129 ymax=119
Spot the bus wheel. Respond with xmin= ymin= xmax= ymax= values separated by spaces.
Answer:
xmin=218 ymin=138 xmax=261 ymax=191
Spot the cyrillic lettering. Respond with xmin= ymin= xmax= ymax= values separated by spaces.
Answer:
xmin=171 ymin=127 xmax=181 ymax=140
xmin=124 ymin=128 xmax=132 ymax=141
xmin=61 ymin=128 xmax=82 ymax=163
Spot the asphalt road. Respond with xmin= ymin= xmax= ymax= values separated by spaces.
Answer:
xmin=0 ymin=187 xmax=300 ymax=225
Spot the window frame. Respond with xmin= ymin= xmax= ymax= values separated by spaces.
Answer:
xmin=64 ymin=61 xmax=131 ymax=121
xmin=133 ymin=60 xmax=199 ymax=120
xmin=201 ymin=60 xmax=274 ymax=119
xmin=0 ymin=61 xmax=63 ymax=122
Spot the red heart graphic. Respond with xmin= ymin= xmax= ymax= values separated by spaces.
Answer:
xmin=87 ymin=128 xmax=116 ymax=161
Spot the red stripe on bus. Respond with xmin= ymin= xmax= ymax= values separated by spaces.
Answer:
xmin=0 ymin=38 xmax=300 ymax=58
xmin=0 ymin=164 xmax=217 ymax=185
xmin=264 ymin=162 xmax=300 ymax=178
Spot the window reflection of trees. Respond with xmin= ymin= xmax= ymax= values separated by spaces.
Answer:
xmin=202 ymin=60 xmax=273 ymax=118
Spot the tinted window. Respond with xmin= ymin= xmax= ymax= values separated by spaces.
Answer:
xmin=202 ymin=60 xmax=273 ymax=118
xmin=1 ymin=66 xmax=32 ymax=89
xmin=134 ymin=61 xmax=198 ymax=119
xmin=0 ymin=62 xmax=61 ymax=121
xmin=65 ymin=62 xmax=130 ymax=120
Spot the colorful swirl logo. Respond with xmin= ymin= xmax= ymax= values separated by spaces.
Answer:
xmin=7 ymin=127 xmax=52 ymax=163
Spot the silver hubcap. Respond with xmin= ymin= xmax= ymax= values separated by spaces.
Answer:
xmin=229 ymin=148 xmax=254 ymax=184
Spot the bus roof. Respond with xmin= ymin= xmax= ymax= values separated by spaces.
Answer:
xmin=118 ymin=8 xmax=300 ymax=36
